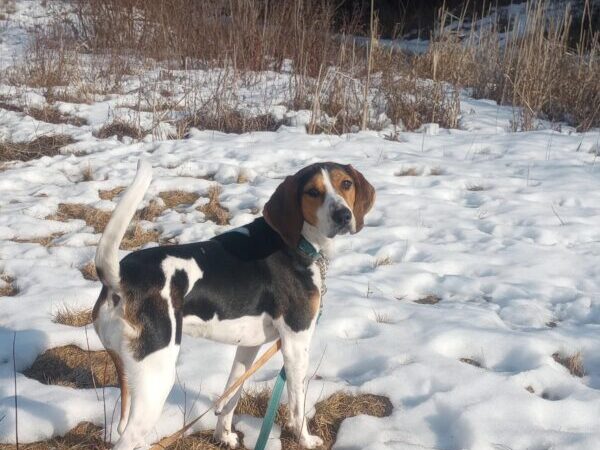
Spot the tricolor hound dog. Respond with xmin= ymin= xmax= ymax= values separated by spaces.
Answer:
xmin=92 ymin=161 xmax=375 ymax=450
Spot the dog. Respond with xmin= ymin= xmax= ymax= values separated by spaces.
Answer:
xmin=92 ymin=161 xmax=375 ymax=450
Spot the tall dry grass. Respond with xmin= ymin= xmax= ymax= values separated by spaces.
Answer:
xmin=1 ymin=0 xmax=598 ymax=134
xmin=417 ymin=0 xmax=600 ymax=130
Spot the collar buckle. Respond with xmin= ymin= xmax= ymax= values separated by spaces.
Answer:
xmin=297 ymin=236 xmax=322 ymax=260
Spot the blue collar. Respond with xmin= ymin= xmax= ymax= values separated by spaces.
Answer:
xmin=297 ymin=236 xmax=322 ymax=260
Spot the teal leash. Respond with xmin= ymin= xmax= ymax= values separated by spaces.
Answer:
xmin=254 ymin=367 xmax=287 ymax=449
xmin=254 ymin=237 xmax=327 ymax=450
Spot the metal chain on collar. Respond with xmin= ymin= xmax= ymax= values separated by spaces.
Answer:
xmin=316 ymin=254 xmax=329 ymax=319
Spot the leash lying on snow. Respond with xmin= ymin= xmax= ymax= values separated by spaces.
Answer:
xmin=150 ymin=340 xmax=282 ymax=450
xmin=151 ymin=239 xmax=328 ymax=450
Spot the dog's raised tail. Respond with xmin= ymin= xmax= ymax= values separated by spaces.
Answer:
xmin=95 ymin=159 xmax=152 ymax=292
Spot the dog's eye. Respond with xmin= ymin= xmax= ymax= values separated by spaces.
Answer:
xmin=305 ymin=188 xmax=321 ymax=198
xmin=341 ymin=180 xmax=353 ymax=190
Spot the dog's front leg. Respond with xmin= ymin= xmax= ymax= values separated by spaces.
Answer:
xmin=279 ymin=322 xmax=323 ymax=449
xmin=214 ymin=345 xmax=261 ymax=448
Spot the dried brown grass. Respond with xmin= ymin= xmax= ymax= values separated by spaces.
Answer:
xmin=25 ymin=105 xmax=87 ymax=126
xmin=395 ymin=167 xmax=420 ymax=176
xmin=159 ymin=190 xmax=200 ymax=209
xmin=52 ymin=305 xmax=93 ymax=327
xmin=177 ymin=110 xmax=284 ymax=136
xmin=381 ymin=71 xmax=461 ymax=131
xmin=372 ymin=310 xmax=395 ymax=324
xmin=47 ymin=203 xmax=160 ymax=249
xmin=80 ymin=261 xmax=99 ymax=281
xmin=374 ymin=256 xmax=393 ymax=267
xmin=5 ymin=0 xmax=598 ymax=135
xmin=98 ymin=186 xmax=125 ymax=200
xmin=415 ymin=294 xmax=441 ymax=304
xmin=0 ymin=421 xmax=107 ymax=450
xmin=138 ymin=199 xmax=166 ymax=222
xmin=459 ymin=357 xmax=483 ymax=368
xmin=417 ymin=1 xmax=600 ymax=131
xmin=552 ymin=351 xmax=585 ymax=378
xmin=235 ymin=389 xmax=392 ymax=449
xmin=71 ymin=0 xmax=346 ymax=76
xmin=198 ymin=186 xmax=230 ymax=225
xmin=163 ymin=431 xmax=240 ymax=450
xmin=94 ymin=121 xmax=145 ymax=140
xmin=81 ymin=164 xmax=94 ymax=181
xmin=23 ymin=345 xmax=117 ymax=388
xmin=0 ymin=274 xmax=18 ymax=296
xmin=0 ymin=135 xmax=75 ymax=162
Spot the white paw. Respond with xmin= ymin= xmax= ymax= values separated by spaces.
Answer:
xmin=300 ymin=433 xmax=323 ymax=449
xmin=214 ymin=429 xmax=239 ymax=448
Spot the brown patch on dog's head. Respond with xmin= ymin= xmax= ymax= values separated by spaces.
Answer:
xmin=328 ymin=167 xmax=357 ymax=209
xmin=342 ymin=164 xmax=375 ymax=232
xmin=264 ymin=163 xmax=375 ymax=247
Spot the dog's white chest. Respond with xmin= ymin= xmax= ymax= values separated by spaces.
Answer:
xmin=182 ymin=313 xmax=278 ymax=346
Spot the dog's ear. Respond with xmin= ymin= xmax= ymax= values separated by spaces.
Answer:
xmin=345 ymin=164 xmax=375 ymax=232
xmin=263 ymin=175 xmax=303 ymax=248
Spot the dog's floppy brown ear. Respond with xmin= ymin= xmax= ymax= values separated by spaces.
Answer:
xmin=345 ymin=164 xmax=375 ymax=232
xmin=263 ymin=175 xmax=303 ymax=248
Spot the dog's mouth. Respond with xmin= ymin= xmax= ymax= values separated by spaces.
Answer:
xmin=327 ymin=223 xmax=352 ymax=238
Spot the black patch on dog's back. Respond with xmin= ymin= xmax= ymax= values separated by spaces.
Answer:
xmin=117 ymin=217 xmax=321 ymax=360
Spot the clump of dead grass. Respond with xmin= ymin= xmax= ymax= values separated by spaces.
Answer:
xmin=416 ymin=1 xmax=600 ymax=131
xmin=459 ymin=357 xmax=483 ymax=368
xmin=25 ymin=105 xmax=87 ymax=126
xmin=81 ymin=164 xmax=94 ymax=181
xmin=94 ymin=120 xmax=146 ymax=140
xmin=466 ymin=183 xmax=486 ymax=191
xmin=177 ymin=110 xmax=284 ymax=137
xmin=552 ymin=351 xmax=585 ymax=378
xmin=158 ymin=190 xmax=200 ymax=209
xmin=47 ymin=203 xmax=160 ymax=249
xmin=80 ymin=261 xmax=98 ymax=281
xmin=0 ymin=135 xmax=75 ymax=162
xmin=138 ymin=199 xmax=165 ymax=222
xmin=52 ymin=304 xmax=93 ymax=327
xmin=23 ymin=345 xmax=117 ymax=388
xmin=0 ymin=274 xmax=18 ymax=296
xmin=161 ymin=430 xmax=232 ymax=450
xmin=395 ymin=167 xmax=420 ymax=177
xmin=198 ymin=186 xmax=230 ymax=225
xmin=374 ymin=255 xmax=393 ymax=267
xmin=48 ymin=203 xmax=111 ymax=233
xmin=236 ymin=389 xmax=392 ymax=449
xmin=414 ymin=294 xmax=441 ymax=305
xmin=372 ymin=310 xmax=395 ymax=324
xmin=0 ymin=421 xmax=108 ymax=450
xmin=98 ymin=186 xmax=125 ymax=200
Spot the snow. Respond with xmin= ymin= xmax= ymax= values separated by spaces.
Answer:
xmin=2 ymin=2 xmax=600 ymax=450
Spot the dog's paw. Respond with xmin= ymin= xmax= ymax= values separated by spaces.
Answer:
xmin=213 ymin=429 xmax=239 ymax=448
xmin=300 ymin=433 xmax=323 ymax=449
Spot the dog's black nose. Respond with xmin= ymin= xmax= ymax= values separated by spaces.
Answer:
xmin=333 ymin=207 xmax=352 ymax=225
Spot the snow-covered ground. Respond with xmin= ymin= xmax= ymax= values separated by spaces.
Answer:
xmin=2 ymin=2 xmax=600 ymax=450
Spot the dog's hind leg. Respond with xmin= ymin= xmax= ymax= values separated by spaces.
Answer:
xmin=106 ymin=349 xmax=131 ymax=435
xmin=112 ymin=343 xmax=180 ymax=450
xmin=214 ymin=345 xmax=261 ymax=448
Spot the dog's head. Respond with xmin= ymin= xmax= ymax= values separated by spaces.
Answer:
xmin=263 ymin=162 xmax=375 ymax=248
